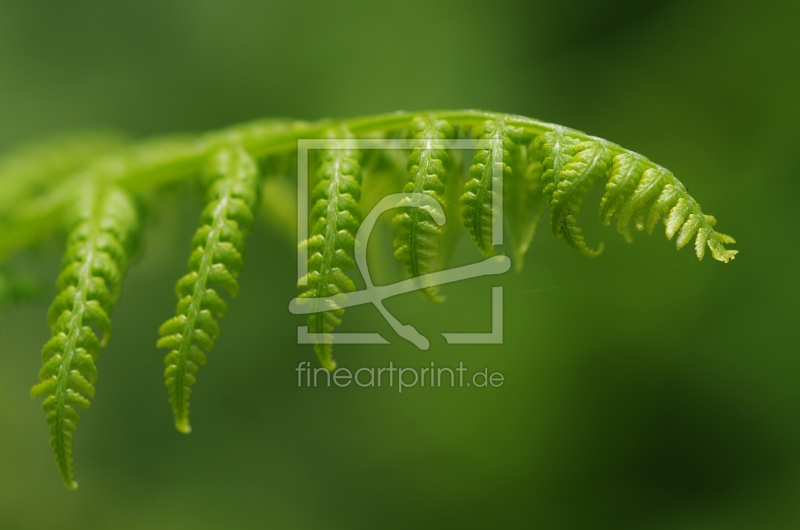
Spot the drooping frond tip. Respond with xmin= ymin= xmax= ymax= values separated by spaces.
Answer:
xmin=532 ymin=131 xmax=736 ymax=263
xmin=31 ymin=185 xmax=139 ymax=489
xmin=158 ymin=146 xmax=260 ymax=434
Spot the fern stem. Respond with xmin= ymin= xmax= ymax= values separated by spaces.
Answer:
xmin=118 ymin=111 xmax=564 ymax=191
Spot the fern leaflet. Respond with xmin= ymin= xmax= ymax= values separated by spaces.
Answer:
xmin=599 ymin=152 xmax=645 ymax=239
xmin=550 ymin=138 xmax=612 ymax=256
xmin=393 ymin=117 xmax=455 ymax=301
xmin=157 ymin=146 xmax=260 ymax=433
xmin=298 ymin=132 xmax=363 ymax=370
xmin=30 ymin=185 xmax=139 ymax=489
xmin=462 ymin=121 xmax=521 ymax=257
xmin=601 ymin=155 xmax=737 ymax=263
xmin=531 ymin=129 xmax=736 ymax=263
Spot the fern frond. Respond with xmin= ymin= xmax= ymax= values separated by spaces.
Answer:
xmin=0 ymin=111 xmax=736 ymax=269
xmin=3 ymin=109 xmax=738 ymax=490
xmin=461 ymin=121 xmax=530 ymax=257
xmin=392 ymin=117 xmax=455 ymax=301
xmin=157 ymin=147 xmax=260 ymax=434
xmin=30 ymin=185 xmax=139 ymax=489
xmin=298 ymin=132 xmax=363 ymax=370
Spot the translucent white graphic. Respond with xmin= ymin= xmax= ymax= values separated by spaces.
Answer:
xmin=290 ymin=139 xmax=509 ymax=349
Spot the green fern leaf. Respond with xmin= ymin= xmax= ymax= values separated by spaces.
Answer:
xmin=599 ymin=152 xmax=645 ymax=233
xmin=392 ymin=117 xmax=455 ymax=301
xmin=535 ymin=129 xmax=580 ymax=200
xmin=298 ymin=132 xmax=363 ymax=370
xmin=602 ymin=160 xmax=737 ymax=262
xmin=157 ymin=147 xmax=260 ymax=434
xmin=616 ymin=167 xmax=667 ymax=236
xmin=532 ymin=129 xmax=736 ymax=262
xmin=30 ymin=185 xmax=139 ymax=489
xmin=533 ymin=132 xmax=608 ymax=257
xmin=551 ymin=140 xmax=612 ymax=256
xmin=664 ymin=197 xmax=737 ymax=263
xmin=461 ymin=121 xmax=521 ymax=257
xmin=645 ymin=183 xmax=681 ymax=234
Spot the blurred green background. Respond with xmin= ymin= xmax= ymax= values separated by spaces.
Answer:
xmin=1 ymin=0 xmax=799 ymax=528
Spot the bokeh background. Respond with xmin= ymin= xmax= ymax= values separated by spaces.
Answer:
xmin=1 ymin=0 xmax=799 ymax=528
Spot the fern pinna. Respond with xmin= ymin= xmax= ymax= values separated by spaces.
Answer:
xmin=298 ymin=132 xmax=363 ymax=370
xmin=0 ymin=110 xmax=736 ymax=488
xmin=461 ymin=121 xmax=536 ymax=258
xmin=30 ymin=185 xmax=139 ymax=489
xmin=158 ymin=147 xmax=260 ymax=433
xmin=393 ymin=117 xmax=455 ymax=301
